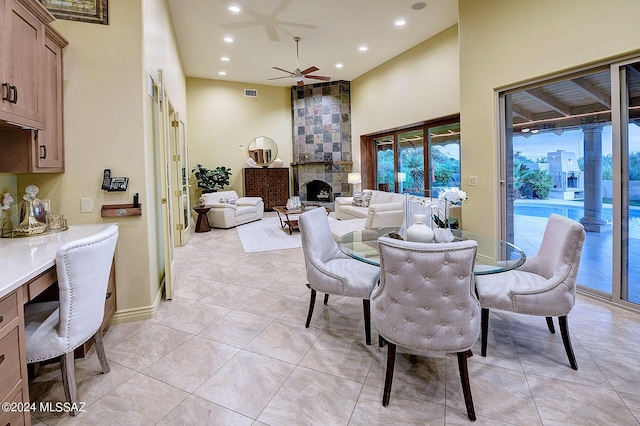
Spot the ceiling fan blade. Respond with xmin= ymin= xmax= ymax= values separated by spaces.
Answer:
xmin=268 ymin=76 xmax=293 ymax=80
xmin=306 ymin=75 xmax=331 ymax=81
xmin=272 ymin=66 xmax=293 ymax=74
xmin=300 ymin=66 xmax=319 ymax=75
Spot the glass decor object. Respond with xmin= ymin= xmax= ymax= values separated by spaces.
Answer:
xmin=15 ymin=185 xmax=47 ymax=235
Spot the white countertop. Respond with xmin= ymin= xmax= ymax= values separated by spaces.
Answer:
xmin=0 ymin=224 xmax=112 ymax=299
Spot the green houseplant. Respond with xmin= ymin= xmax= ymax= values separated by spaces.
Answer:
xmin=191 ymin=164 xmax=232 ymax=193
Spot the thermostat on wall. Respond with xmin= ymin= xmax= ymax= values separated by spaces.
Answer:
xmin=244 ymin=89 xmax=258 ymax=97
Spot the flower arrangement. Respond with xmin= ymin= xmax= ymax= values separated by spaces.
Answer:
xmin=432 ymin=187 xmax=468 ymax=229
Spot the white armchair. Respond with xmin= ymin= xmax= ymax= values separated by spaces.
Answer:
xmin=372 ymin=237 xmax=480 ymax=420
xmin=475 ymin=214 xmax=586 ymax=369
xmin=201 ymin=190 xmax=264 ymax=229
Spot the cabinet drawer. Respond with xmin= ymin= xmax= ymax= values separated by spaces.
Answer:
xmin=0 ymin=386 xmax=26 ymax=426
xmin=0 ymin=292 xmax=19 ymax=335
xmin=0 ymin=327 xmax=22 ymax=403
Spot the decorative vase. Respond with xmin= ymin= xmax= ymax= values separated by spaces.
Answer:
xmin=434 ymin=227 xmax=454 ymax=243
xmin=405 ymin=214 xmax=434 ymax=243
xmin=286 ymin=196 xmax=301 ymax=210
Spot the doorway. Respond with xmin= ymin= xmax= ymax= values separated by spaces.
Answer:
xmin=500 ymin=61 xmax=640 ymax=307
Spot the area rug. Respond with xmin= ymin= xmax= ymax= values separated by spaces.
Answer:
xmin=236 ymin=217 xmax=302 ymax=253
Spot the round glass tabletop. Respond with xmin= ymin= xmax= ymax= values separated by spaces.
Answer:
xmin=337 ymin=227 xmax=526 ymax=275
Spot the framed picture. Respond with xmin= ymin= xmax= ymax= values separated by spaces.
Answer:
xmin=39 ymin=0 xmax=108 ymax=25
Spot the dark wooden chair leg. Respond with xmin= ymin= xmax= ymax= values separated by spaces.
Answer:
xmin=363 ymin=299 xmax=372 ymax=345
xmin=559 ymin=315 xmax=578 ymax=370
xmin=546 ymin=316 xmax=556 ymax=334
xmin=378 ymin=335 xmax=385 ymax=347
xmin=324 ymin=294 xmax=329 ymax=305
xmin=480 ymin=308 xmax=489 ymax=357
xmin=382 ymin=342 xmax=397 ymax=407
xmin=305 ymin=288 xmax=317 ymax=328
xmin=457 ymin=350 xmax=476 ymax=421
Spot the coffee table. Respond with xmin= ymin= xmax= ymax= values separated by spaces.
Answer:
xmin=273 ymin=204 xmax=328 ymax=234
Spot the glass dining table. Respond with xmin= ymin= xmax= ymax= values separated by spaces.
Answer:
xmin=337 ymin=227 xmax=526 ymax=275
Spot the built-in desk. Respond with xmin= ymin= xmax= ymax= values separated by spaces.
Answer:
xmin=0 ymin=224 xmax=114 ymax=426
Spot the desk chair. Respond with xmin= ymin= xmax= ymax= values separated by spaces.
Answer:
xmin=24 ymin=224 xmax=119 ymax=415
xmin=299 ymin=206 xmax=380 ymax=344
xmin=475 ymin=214 xmax=585 ymax=369
xmin=372 ymin=237 xmax=480 ymax=421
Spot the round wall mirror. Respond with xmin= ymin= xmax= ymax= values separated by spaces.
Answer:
xmin=247 ymin=136 xmax=278 ymax=167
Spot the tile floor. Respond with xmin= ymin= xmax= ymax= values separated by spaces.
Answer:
xmin=29 ymin=214 xmax=640 ymax=425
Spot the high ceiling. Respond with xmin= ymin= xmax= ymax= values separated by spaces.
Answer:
xmin=166 ymin=0 xmax=458 ymax=87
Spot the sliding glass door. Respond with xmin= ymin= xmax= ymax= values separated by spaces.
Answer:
xmin=616 ymin=61 xmax=640 ymax=304
xmin=500 ymin=58 xmax=640 ymax=307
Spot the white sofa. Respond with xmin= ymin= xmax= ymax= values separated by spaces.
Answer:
xmin=330 ymin=190 xmax=405 ymax=241
xmin=201 ymin=190 xmax=264 ymax=229
xmin=334 ymin=189 xmax=405 ymax=223
xmin=330 ymin=189 xmax=462 ymax=241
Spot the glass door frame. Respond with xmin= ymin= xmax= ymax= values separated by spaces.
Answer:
xmin=497 ymin=56 xmax=640 ymax=311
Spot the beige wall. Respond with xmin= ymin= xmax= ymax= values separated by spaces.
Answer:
xmin=186 ymin=78 xmax=291 ymax=199
xmin=10 ymin=0 xmax=187 ymax=321
xmin=351 ymin=25 xmax=459 ymax=173
xmin=459 ymin=0 xmax=640 ymax=235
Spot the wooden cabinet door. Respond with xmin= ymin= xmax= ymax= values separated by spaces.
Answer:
xmin=32 ymin=31 xmax=65 ymax=171
xmin=0 ymin=0 xmax=45 ymax=128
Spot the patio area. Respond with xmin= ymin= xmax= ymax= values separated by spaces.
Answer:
xmin=513 ymin=199 xmax=640 ymax=304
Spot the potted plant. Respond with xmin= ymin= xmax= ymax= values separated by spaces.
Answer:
xmin=191 ymin=164 xmax=232 ymax=193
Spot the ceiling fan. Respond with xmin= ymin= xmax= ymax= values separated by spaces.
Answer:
xmin=269 ymin=36 xmax=330 ymax=86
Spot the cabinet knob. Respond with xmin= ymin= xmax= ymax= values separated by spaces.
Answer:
xmin=0 ymin=354 xmax=4 ymax=365
xmin=106 ymin=291 xmax=112 ymax=300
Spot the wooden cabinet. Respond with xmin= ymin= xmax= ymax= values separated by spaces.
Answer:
xmin=0 ymin=5 xmax=66 ymax=173
xmin=0 ymin=0 xmax=54 ymax=129
xmin=244 ymin=167 xmax=290 ymax=210
xmin=0 ymin=289 xmax=29 ymax=426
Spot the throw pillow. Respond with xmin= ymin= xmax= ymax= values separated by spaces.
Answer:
xmin=352 ymin=191 xmax=372 ymax=208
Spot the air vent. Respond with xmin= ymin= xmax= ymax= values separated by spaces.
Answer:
xmin=244 ymin=89 xmax=258 ymax=97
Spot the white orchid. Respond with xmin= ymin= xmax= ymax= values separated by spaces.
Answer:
xmin=439 ymin=187 xmax=468 ymax=205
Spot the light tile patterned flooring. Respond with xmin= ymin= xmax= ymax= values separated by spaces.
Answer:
xmin=29 ymin=213 xmax=640 ymax=425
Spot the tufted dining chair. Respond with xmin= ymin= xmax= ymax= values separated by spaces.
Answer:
xmin=372 ymin=237 xmax=480 ymax=421
xmin=475 ymin=214 xmax=585 ymax=370
xmin=24 ymin=224 xmax=119 ymax=415
xmin=299 ymin=206 xmax=380 ymax=344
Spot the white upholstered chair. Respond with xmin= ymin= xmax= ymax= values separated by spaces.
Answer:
xmin=24 ymin=224 xmax=119 ymax=415
xmin=298 ymin=206 xmax=380 ymax=345
xmin=475 ymin=214 xmax=585 ymax=370
xmin=372 ymin=237 xmax=480 ymax=421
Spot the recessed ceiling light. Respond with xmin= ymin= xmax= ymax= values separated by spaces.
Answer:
xmin=395 ymin=19 xmax=406 ymax=26
xmin=335 ymin=63 xmax=343 ymax=69
xmin=218 ymin=71 xmax=227 ymax=76
xmin=412 ymin=2 xmax=427 ymax=10
xmin=221 ymin=56 xmax=230 ymax=62
xmin=224 ymin=36 xmax=233 ymax=43
xmin=228 ymin=5 xmax=241 ymax=13
xmin=358 ymin=45 xmax=368 ymax=52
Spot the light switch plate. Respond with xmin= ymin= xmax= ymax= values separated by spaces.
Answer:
xmin=469 ymin=176 xmax=478 ymax=186
xmin=80 ymin=198 xmax=93 ymax=213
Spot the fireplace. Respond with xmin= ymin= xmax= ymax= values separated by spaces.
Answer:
xmin=306 ymin=180 xmax=333 ymax=202
xmin=290 ymin=80 xmax=353 ymax=203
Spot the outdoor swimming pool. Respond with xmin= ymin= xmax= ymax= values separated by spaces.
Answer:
xmin=514 ymin=201 xmax=640 ymax=224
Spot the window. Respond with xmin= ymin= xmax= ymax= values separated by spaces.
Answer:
xmin=360 ymin=115 xmax=460 ymax=197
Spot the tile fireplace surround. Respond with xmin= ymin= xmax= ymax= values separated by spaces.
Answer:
xmin=290 ymin=81 xmax=353 ymax=202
